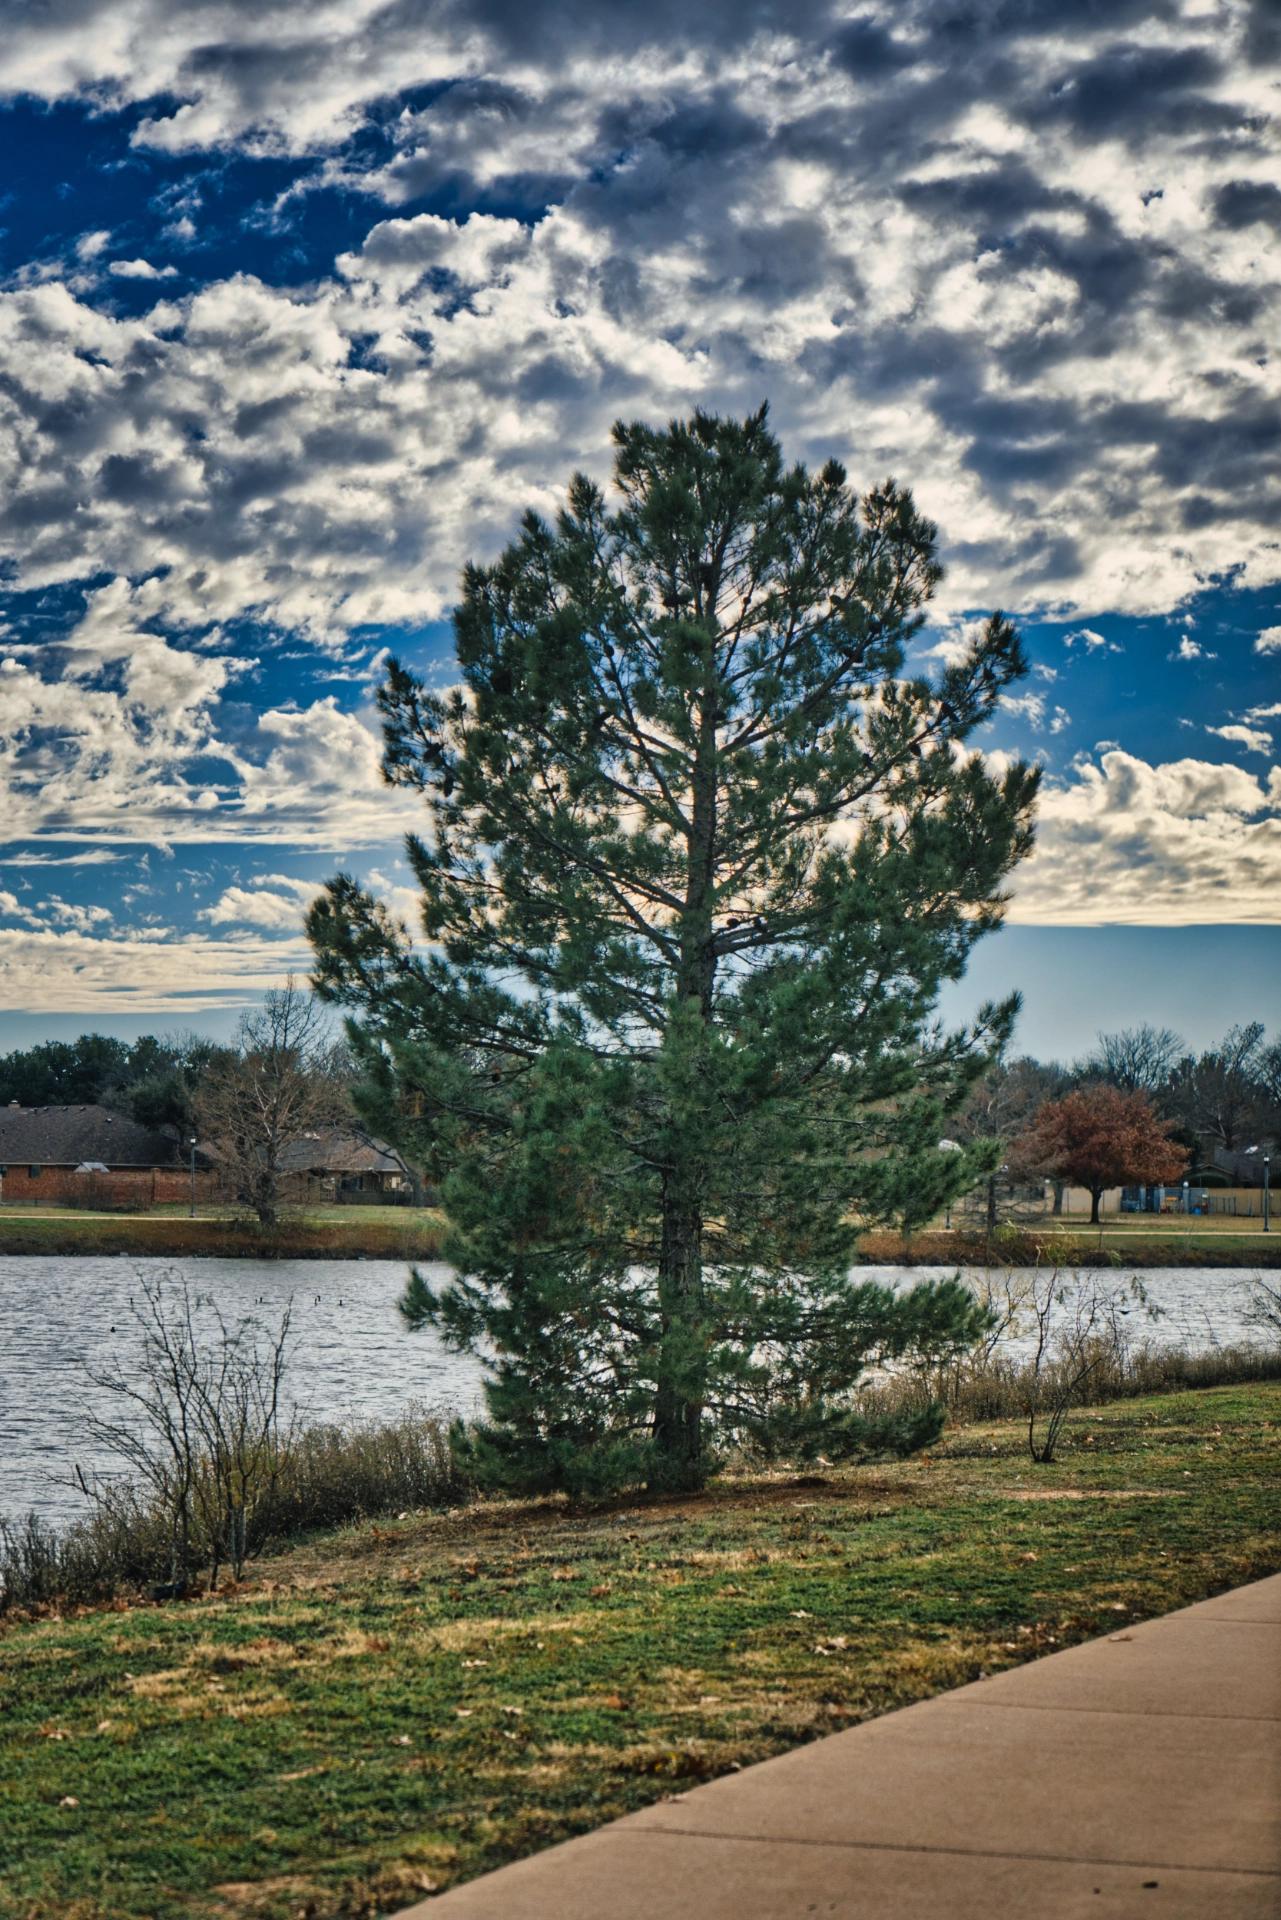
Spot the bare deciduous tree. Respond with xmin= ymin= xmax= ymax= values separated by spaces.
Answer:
xmin=1082 ymin=1025 xmax=1184 ymax=1101
xmin=196 ymin=979 xmax=347 ymax=1227
xmin=1168 ymin=1022 xmax=1267 ymax=1154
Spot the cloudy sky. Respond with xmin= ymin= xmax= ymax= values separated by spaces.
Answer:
xmin=0 ymin=0 xmax=1278 ymax=1058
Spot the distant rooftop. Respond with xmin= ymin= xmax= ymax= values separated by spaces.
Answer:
xmin=0 ymin=1104 xmax=185 ymax=1169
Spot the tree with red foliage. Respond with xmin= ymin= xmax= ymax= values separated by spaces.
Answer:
xmin=1017 ymin=1085 xmax=1187 ymax=1225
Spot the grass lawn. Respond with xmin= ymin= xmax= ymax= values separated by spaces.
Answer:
xmin=0 ymin=1209 xmax=447 ymax=1261
xmin=4 ymin=1209 xmax=1277 ymax=1266
xmin=2 ymin=1380 xmax=1278 ymax=1920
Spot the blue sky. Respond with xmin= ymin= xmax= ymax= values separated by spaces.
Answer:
xmin=0 ymin=0 xmax=1278 ymax=1062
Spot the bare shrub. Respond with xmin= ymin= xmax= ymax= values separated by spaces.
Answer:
xmin=1245 ymin=1277 xmax=1281 ymax=1344
xmin=1020 ymin=1270 xmax=1153 ymax=1463
xmin=71 ymin=1271 xmax=296 ymax=1590
xmin=851 ymin=1267 xmax=1281 ymax=1440
xmin=1 ymin=1404 xmax=469 ymax=1614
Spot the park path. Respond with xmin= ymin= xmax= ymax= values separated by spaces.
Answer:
xmin=400 ymin=1571 xmax=1281 ymax=1918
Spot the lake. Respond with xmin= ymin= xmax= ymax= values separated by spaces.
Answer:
xmin=0 ymin=1256 xmax=1266 ymax=1531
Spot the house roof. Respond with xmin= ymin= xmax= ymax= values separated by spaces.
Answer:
xmin=276 ymin=1127 xmax=411 ymax=1178
xmin=0 ymin=1104 xmax=185 ymax=1169
xmin=1199 ymin=1144 xmax=1274 ymax=1187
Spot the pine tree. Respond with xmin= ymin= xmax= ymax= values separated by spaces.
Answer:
xmin=308 ymin=406 xmax=1040 ymax=1495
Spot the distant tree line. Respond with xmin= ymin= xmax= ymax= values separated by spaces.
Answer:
xmin=2 ymin=1016 xmax=1274 ymax=1181
xmin=0 ymin=988 xmax=355 ymax=1227
xmin=0 ymin=1031 xmax=233 ymax=1135
xmin=952 ymin=1021 xmax=1281 ymax=1225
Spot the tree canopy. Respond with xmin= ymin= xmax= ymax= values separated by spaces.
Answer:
xmin=1018 ymin=1084 xmax=1187 ymax=1223
xmin=310 ymin=405 xmax=1041 ymax=1494
xmin=0 ymin=1030 xmax=229 ymax=1133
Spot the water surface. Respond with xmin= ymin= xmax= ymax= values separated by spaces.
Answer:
xmin=0 ymin=1256 xmax=1264 ymax=1530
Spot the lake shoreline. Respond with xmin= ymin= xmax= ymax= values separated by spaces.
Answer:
xmin=0 ymin=1215 xmax=1277 ymax=1265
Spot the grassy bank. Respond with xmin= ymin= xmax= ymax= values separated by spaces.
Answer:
xmin=0 ymin=1208 xmax=447 ymax=1261
xmin=3 ymin=1209 xmax=1277 ymax=1265
xmin=858 ymin=1225 xmax=1281 ymax=1267
xmin=2 ymin=1379 xmax=1278 ymax=1920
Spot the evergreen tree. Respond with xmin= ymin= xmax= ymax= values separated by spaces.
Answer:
xmin=309 ymin=406 xmax=1040 ymax=1495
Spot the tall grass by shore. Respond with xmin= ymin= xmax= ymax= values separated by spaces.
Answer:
xmin=5 ymin=1334 xmax=1280 ymax=1616
xmin=863 ymin=1335 xmax=1281 ymax=1430
xmin=0 ymin=1409 xmax=468 ymax=1614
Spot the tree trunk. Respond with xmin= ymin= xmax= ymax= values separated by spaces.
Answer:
xmin=653 ymin=1178 xmax=707 ymax=1490
xmin=1089 ymin=1186 xmax=1102 ymax=1225
xmin=986 ymin=1174 xmax=998 ymax=1232
xmin=651 ymin=622 xmax=720 ymax=1491
xmin=1052 ymin=1180 xmax=1064 ymax=1217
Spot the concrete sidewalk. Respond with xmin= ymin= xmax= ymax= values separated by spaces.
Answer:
xmin=401 ymin=1573 xmax=1281 ymax=1919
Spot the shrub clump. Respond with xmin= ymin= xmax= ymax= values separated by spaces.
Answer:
xmin=0 ymin=1409 xmax=470 ymax=1615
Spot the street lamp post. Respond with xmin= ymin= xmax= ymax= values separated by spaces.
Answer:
xmin=938 ymin=1137 xmax=962 ymax=1231
xmin=1265 ymin=1155 xmax=1271 ymax=1235
xmin=1182 ymin=1179 xmax=1190 ymax=1238
xmin=189 ymin=1136 xmax=198 ymax=1219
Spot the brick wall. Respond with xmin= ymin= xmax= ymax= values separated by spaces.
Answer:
xmin=0 ymin=1165 xmax=219 ymax=1210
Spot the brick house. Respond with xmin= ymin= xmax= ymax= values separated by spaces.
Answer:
xmin=0 ymin=1104 xmax=215 ymax=1209
xmin=274 ymin=1127 xmax=418 ymax=1204
xmin=276 ymin=1121 xmax=416 ymax=1198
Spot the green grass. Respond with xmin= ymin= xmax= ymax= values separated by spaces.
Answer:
xmin=0 ymin=1210 xmax=446 ymax=1261
xmin=6 ymin=1209 xmax=1276 ymax=1266
xmin=2 ymin=1381 xmax=1278 ymax=1920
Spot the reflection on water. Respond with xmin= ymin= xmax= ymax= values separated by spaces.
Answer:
xmin=0 ymin=1255 xmax=1264 ymax=1529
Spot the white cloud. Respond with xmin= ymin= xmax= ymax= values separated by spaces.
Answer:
xmin=41 ymin=896 xmax=113 ymax=931
xmin=0 ymin=849 xmax=121 ymax=866
xmin=998 ymin=692 xmax=1071 ymax=735
xmin=1244 ymin=702 xmax=1281 ymax=722
xmin=1256 ymin=627 xmax=1281 ymax=655
xmin=1171 ymin=635 xmax=1216 ymax=661
xmin=1008 ymin=750 xmax=1281 ymax=926
xmin=107 ymin=257 xmax=178 ymax=280
xmin=0 ymin=579 xmax=420 ymax=847
xmin=200 ymin=874 xmax=320 ymax=929
xmin=0 ymin=6 xmax=1277 ymax=648
xmin=1065 ymin=628 xmax=1123 ymax=654
xmin=0 ymin=925 xmax=308 ymax=1014
xmin=366 ymin=866 xmax=424 ymax=933
xmin=1208 ymin=723 xmax=1273 ymax=755
xmin=999 ymin=691 xmax=1046 ymax=727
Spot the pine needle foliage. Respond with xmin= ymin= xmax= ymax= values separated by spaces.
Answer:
xmin=308 ymin=406 xmax=1039 ymax=1495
